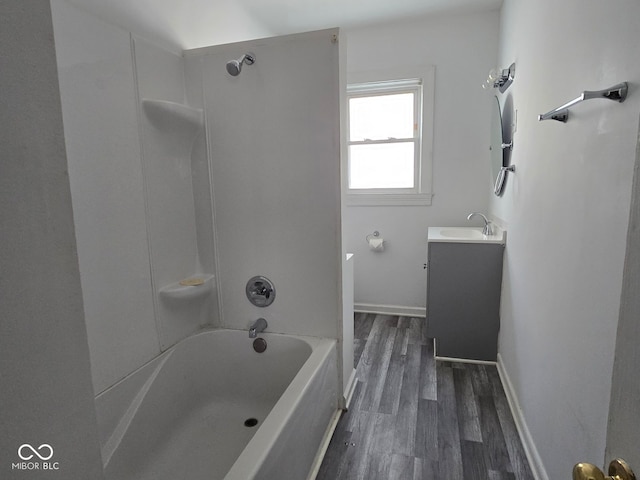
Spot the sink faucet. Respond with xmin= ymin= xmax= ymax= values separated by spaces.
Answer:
xmin=249 ymin=318 xmax=268 ymax=338
xmin=467 ymin=212 xmax=493 ymax=236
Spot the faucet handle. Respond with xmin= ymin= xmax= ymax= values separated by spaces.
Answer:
xmin=262 ymin=285 xmax=272 ymax=299
xmin=483 ymin=223 xmax=494 ymax=236
xmin=246 ymin=276 xmax=276 ymax=307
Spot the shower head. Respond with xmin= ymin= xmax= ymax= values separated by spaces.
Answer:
xmin=226 ymin=53 xmax=255 ymax=76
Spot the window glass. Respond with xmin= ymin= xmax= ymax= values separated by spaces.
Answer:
xmin=349 ymin=93 xmax=415 ymax=141
xmin=349 ymin=143 xmax=415 ymax=189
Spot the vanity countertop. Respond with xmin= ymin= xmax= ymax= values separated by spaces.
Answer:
xmin=428 ymin=226 xmax=506 ymax=245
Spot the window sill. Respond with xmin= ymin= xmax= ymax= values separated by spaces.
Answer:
xmin=346 ymin=193 xmax=433 ymax=206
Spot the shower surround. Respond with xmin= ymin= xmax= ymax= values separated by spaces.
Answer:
xmin=52 ymin=1 xmax=347 ymax=476
xmin=184 ymin=29 xmax=344 ymax=339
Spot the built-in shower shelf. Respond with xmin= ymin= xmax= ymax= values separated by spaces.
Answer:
xmin=159 ymin=274 xmax=215 ymax=301
xmin=141 ymin=99 xmax=203 ymax=133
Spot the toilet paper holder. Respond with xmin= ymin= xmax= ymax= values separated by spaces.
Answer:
xmin=366 ymin=231 xmax=380 ymax=242
xmin=366 ymin=231 xmax=385 ymax=252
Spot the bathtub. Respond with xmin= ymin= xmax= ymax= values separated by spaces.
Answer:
xmin=95 ymin=329 xmax=339 ymax=480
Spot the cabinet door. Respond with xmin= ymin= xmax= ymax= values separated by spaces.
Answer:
xmin=427 ymin=242 xmax=503 ymax=361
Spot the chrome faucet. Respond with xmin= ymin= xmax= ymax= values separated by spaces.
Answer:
xmin=249 ymin=318 xmax=268 ymax=338
xmin=467 ymin=212 xmax=493 ymax=236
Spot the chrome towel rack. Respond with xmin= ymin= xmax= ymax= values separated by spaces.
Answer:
xmin=538 ymin=82 xmax=628 ymax=122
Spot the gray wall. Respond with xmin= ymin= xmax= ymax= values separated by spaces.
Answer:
xmin=492 ymin=0 xmax=640 ymax=477
xmin=0 ymin=2 xmax=103 ymax=478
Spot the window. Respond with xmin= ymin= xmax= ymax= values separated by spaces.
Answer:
xmin=346 ymin=70 xmax=434 ymax=206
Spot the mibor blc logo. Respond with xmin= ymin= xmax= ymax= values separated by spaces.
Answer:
xmin=12 ymin=444 xmax=60 ymax=471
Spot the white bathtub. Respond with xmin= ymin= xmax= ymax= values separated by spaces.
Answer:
xmin=95 ymin=329 xmax=338 ymax=480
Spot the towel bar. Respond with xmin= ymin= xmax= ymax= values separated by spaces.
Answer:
xmin=538 ymin=82 xmax=628 ymax=123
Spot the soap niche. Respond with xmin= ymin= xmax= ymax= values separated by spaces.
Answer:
xmin=159 ymin=274 xmax=215 ymax=302
xmin=134 ymin=36 xmax=217 ymax=350
xmin=141 ymin=99 xmax=203 ymax=138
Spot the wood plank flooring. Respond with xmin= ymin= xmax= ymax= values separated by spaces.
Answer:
xmin=317 ymin=313 xmax=534 ymax=480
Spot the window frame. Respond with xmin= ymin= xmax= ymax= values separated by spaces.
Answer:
xmin=345 ymin=67 xmax=434 ymax=206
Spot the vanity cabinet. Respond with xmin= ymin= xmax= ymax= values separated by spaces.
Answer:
xmin=426 ymin=240 xmax=504 ymax=362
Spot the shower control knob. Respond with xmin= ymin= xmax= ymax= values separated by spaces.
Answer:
xmin=246 ymin=276 xmax=276 ymax=307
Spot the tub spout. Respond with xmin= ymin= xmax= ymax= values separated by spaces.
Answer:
xmin=249 ymin=318 xmax=268 ymax=338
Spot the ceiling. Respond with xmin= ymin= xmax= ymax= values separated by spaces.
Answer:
xmin=65 ymin=0 xmax=502 ymax=51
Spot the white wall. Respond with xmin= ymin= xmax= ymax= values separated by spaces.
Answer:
xmin=492 ymin=1 xmax=640 ymax=477
xmin=0 ymin=1 xmax=104 ymax=476
xmin=52 ymin=0 xmax=160 ymax=394
xmin=186 ymin=29 xmax=343 ymax=339
xmin=343 ymin=11 xmax=500 ymax=313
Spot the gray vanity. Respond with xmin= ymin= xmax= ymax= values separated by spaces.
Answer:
xmin=426 ymin=227 xmax=505 ymax=362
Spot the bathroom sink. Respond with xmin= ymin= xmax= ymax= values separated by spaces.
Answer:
xmin=428 ymin=226 xmax=506 ymax=244
xmin=439 ymin=228 xmax=485 ymax=239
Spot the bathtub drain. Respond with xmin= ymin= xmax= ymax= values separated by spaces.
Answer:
xmin=244 ymin=418 xmax=259 ymax=428
xmin=253 ymin=338 xmax=267 ymax=353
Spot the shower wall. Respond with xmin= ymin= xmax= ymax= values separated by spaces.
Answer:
xmin=52 ymin=0 xmax=159 ymax=394
xmin=52 ymin=0 xmax=217 ymax=394
xmin=133 ymin=35 xmax=218 ymax=349
xmin=184 ymin=29 xmax=343 ymax=338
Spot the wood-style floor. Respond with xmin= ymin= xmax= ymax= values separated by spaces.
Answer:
xmin=317 ymin=313 xmax=534 ymax=480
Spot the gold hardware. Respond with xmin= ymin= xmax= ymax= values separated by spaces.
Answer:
xmin=573 ymin=458 xmax=636 ymax=480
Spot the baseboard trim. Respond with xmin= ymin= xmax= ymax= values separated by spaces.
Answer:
xmin=354 ymin=303 xmax=426 ymax=318
xmin=435 ymin=355 xmax=497 ymax=366
xmin=342 ymin=368 xmax=357 ymax=410
xmin=433 ymin=339 xmax=497 ymax=365
xmin=496 ymin=353 xmax=549 ymax=480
